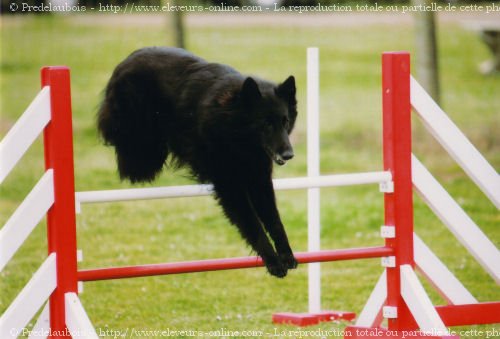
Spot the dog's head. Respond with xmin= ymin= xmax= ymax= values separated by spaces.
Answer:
xmin=239 ymin=76 xmax=297 ymax=166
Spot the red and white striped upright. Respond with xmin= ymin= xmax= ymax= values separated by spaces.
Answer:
xmin=42 ymin=67 xmax=78 ymax=338
xmin=345 ymin=52 xmax=458 ymax=338
xmin=381 ymin=52 xmax=415 ymax=331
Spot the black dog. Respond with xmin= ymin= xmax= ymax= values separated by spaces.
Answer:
xmin=97 ymin=47 xmax=298 ymax=277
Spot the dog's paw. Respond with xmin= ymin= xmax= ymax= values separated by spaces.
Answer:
xmin=262 ymin=255 xmax=288 ymax=278
xmin=266 ymin=262 xmax=288 ymax=278
xmin=280 ymin=253 xmax=298 ymax=270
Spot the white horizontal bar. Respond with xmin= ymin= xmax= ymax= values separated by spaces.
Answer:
xmin=0 ymin=170 xmax=54 ymax=272
xmin=65 ymin=293 xmax=99 ymax=338
xmin=276 ymin=172 xmax=392 ymax=190
xmin=412 ymin=154 xmax=500 ymax=283
xmin=414 ymin=233 xmax=477 ymax=305
xmin=0 ymin=87 xmax=51 ymax=184
xmin=0 ymin=254 xmax=57 ymax=338
xmin=401 ymin=265 xmax=449 ymax=335
xmin=76 ymin=171 xmax=392 ymax=205
xmin=411 ymin=76 xmax=500 ymax=209
xmin=76 ymin=183 xmax=212 ymax=204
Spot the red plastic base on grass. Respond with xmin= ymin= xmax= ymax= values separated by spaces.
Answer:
xmin=272 ymin=310 xmax=356 ymax=326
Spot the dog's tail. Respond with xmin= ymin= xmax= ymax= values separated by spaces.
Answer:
xmin=97 ymin=70 xmax=170 ymax=183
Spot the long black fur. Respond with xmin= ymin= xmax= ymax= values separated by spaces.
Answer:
xmin=98 ymin=47 xmax=298 ymax=277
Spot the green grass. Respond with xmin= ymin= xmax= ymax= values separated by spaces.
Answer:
xmin=1 ymin=13 xmax=499 ymax=338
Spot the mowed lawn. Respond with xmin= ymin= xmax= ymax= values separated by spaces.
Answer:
xmin=1 ymin=12 xmax=499 ymax=337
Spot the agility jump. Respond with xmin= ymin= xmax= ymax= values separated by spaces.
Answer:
xmin=0 ymin=50 xmax=499 ymax=338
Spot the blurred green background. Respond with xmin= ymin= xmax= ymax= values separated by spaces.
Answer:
xmin=1 ymin=6 xmax=499 ymax=338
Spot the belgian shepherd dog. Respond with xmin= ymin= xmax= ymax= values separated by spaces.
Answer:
xmin=97 ymin=47 xmax=298 ymax=277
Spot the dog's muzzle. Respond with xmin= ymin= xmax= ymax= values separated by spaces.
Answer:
xmin=272 ymin=150 xmax=294 ymax=166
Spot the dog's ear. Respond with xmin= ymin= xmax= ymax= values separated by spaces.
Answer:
xmin=276 ymin=75 xmax=296 ymax=99
xmin=240 ymin=77 xmax=262 ymax=103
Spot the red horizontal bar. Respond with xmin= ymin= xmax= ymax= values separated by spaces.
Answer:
xmin=78 ymin=246 xmax=393 ymax=282
xmin=437 ymin=302 xmax=500 ymax=327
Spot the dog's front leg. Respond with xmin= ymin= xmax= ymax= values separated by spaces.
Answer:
xmin=247 ymin=175 xmax=298 ymax=270
xmin=212 ymin=179 xmax=288 ymax=278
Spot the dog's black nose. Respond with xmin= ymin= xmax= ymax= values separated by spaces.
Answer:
xmin=281 ymin=150 xmax=294 ymax=161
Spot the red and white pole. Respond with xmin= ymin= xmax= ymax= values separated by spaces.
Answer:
xmin=382 ymin=52 xmax=416 ymax=330
xmin=42 ymin=67 xmax=78 ymax=338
